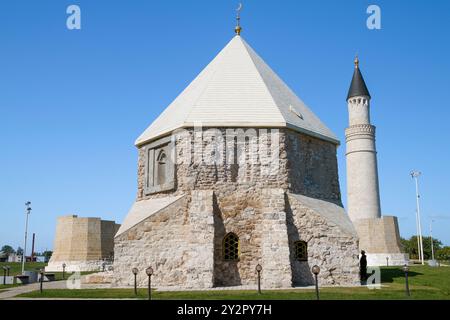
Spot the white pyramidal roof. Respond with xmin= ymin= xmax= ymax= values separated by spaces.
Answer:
xmin=136 ymin=35 xmax=339 ymax=146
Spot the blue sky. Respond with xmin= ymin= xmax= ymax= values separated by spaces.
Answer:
xmin=1 ymin=0 xmax=449 ymax=253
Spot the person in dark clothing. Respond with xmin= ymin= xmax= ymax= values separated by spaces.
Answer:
xmin=360 ymin=250 xmax=368 ymax=283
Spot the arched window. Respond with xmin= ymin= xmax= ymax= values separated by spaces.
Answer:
xmin=223 ymin=233 xmax=239 ymax=261
xmin=156 ymin=150 xmax=167 ymax=185
xmin=294 ymin=241 xmax=308 ymax=261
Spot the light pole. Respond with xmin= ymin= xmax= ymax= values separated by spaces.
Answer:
xmin=255 ymin=264 xmax=262 ymax=294
xmin=22 ymin=201 xmax=32 ymax=274
xmin=146 ymin=266 xmax=153 ymax=300
xmin=132 ymin=268 xmax=139 ymax=296
xmin=386 ymin=257 xmax=389 ymax=267
xmin=62 ymin=263 xmax=66 ymax=280
xmin=403 ymin=265 xmax=410 ymax=297
xmin=312 ymin=265 xmax=320 ymax=300
xmin=430 ymin=219 xmax=435 ymax=262
xmin=39 ymin=269 xmax=44 ymax=294
xmin=2 ymin=267 xmax=6 ymax=285
xmin=410 ymin=171 xmax=424 ymax=265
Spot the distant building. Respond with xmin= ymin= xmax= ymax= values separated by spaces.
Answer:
xmin=45 ymin=215 xmax=120 ymax=272
xmin=7 ymin=253 xmax=23 ymax=263
xmin=0 ymin=251 xmax=7 ymax=262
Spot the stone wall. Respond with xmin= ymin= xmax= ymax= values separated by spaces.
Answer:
xmin=114 ymin=188 xmax=360 ymax=288
xmin=287 ymin=194 xmax=360 ymax=286
xmin=353 ymin=216 xmax=408 ymax=266
xmin=136 ymin=128 xmax=340 ymax=203
xmin=113 ymin=196 xmax=194 ymax=287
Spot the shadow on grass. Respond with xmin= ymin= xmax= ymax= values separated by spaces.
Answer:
xmin=381 ymin=268 xmax=423 ymax=284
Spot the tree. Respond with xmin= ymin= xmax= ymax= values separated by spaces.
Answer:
xmin=16 ymin=247 xmax=23 ymax=256
xmin=1 ymin=245 xmax=15 ymax=256
xmin=436 ymin=246 xmax=450 ymax=261
xmin=400 ymin=236 xmax=443 ymax=260
xmin=42 ymin=251 xmax=53 ymax=263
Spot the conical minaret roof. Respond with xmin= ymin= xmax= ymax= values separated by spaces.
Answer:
xmin=347 ymin=57 xmax=371 ymax=100
xmin=136 ymin=35 xmax=339 ymax=146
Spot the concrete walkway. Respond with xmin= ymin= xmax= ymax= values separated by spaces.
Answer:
xmin=0 ymin=276 xmax=111 ymax=300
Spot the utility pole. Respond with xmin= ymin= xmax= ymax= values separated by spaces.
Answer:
xmin=430 ymin=219 xmax=435 ymax=261
xmin=22 ymin=202 xmax=32 ymax=274
xmin=410 ymin=171 xmax=424 ymax=265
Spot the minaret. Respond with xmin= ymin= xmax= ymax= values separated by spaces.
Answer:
xmin=344 ymin=57 xmax=408 ymax=266
xmin=345 ymin=57 xmax=381 ymax=223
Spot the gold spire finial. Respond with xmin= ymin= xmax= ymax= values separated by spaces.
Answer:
xmin=354 ymin=55 xmax=359 ymax=68
xmin=235 ymin=3 xmax=243 ymax=35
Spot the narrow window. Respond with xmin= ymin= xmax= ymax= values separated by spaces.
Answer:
xmin=223 ymin=233 xmax=239 ymax=261
xmin=156 ymin=150 xmax=167 ymax=185
xmin=294 ymin=241 xmax=308 ymax=261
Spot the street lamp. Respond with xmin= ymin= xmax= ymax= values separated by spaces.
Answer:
xmin=132 ymin=268 xmax=139 ymax=296
xmin=311 ymin=265 xmax=320 ymax=300
xmin=410 ymin=171 xmax=424 ymax=265
xmin=255 ymin=264 xmax=262 ymax=294
xmin=430 ymin=219 xmax=435 ymax=262
xmin=403 ymin=264 xmax=410 ymax=297
xmin=39 ymin=269 xmax=45 ymax=294
xmin=62 ymin=263 xmax=66 ymax=280
xmin=22 ymin=201 xmax=32 ymax=274
xmin=146 ymin=266 xmax=153 ymax=300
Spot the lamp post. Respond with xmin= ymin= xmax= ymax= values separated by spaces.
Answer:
xmin=410 ymin=171 xmax=424 ymax=265
xmin=403 ymin=264 xmax=410 ymax=296
xmin=2 ymin=267 xmax=6 ymax=285
xmin=22 ymin=201 xmax=32 ymax=274
xmin=146 ymin=266 xmax=153 ymax=300
xmin=132 ymin=268 xmax=139 ymax=296
xmin=62 ymin=263 xmax=66 ymax=280
xmin=255 ymin=264 xmax=262 ymax=294
xmin=312 ymin=265 xmax=320 ymax=300
xmin=430 ymin=220 xmax=435 ymax=262
xmin=39 ymin=269 xmax=44 ymax=294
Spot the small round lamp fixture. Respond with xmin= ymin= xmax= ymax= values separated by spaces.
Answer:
xmin=255 ymin=264 xmax=262 ymax=272
xmin=132 ymin=268 xmax=139 ymax=275
xmin=146 ymin=266 xmax=154 ymax=276
xmin=311 ymin=265 xmax=320 ymax=275
xmin=403 ymin=265 xmax=409 ymax=273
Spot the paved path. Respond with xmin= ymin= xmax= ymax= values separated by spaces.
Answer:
xmin=0 ymin=276 xmax=111 ymax=300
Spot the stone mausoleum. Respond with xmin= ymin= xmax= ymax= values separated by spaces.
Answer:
xmin=46 ymin=215 xmax=120 ymax=272
xmin=112 ymin=28 xmax=361 ymax=288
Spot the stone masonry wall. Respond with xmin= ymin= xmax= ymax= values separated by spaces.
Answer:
xmin=287 ymin=194 xmax=360 ymax=286
xmin=136 ymin=128 xmax=340 ymax=203
xmin=113 ymin=196 xmax=191 ymax=287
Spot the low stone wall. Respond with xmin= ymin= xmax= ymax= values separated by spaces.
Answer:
xmin=45 ymin=260 xmax=109 ymax=272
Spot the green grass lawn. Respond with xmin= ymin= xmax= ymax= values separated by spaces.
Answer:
xmin=16 ymin=265 xmax=450 ymax=300
xmin=0 ymin=262 xmax=95 ymax=288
